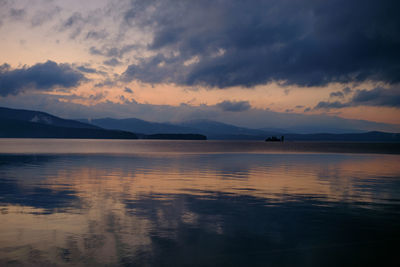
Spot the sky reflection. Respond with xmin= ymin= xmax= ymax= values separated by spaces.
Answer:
xmin=0 ymin=153 xmax=399 ymax=266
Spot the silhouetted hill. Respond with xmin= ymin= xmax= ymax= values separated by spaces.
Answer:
xmin=0 ymin=119 xmax=137 ymax=139
xmin=0 ymin=107 xmax=98 ymax=129
xmin=81 ymin=118 xmax=278 ymax=139
xmin=79 ymin=117 xmax=400 ymax=141
xmin=177 ymin=119 xmax=274 ymax=136
xmin=0 ymin=107 xmax=204 ymax=140
xmin=3 ymin=107 xmax=398 ymax=141
xmin=79 ymin=118 xmax=197 ymax=134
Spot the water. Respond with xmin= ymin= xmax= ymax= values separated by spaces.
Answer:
xmin=0 ymin=139 xmax=399 ymax=266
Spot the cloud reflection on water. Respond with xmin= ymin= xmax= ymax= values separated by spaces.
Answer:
xmin=0 ymin=153 xmax=399 ymax=266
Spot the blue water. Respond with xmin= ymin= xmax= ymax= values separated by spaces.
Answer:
xmin=0 ymin=140 xmax=399 ymax=266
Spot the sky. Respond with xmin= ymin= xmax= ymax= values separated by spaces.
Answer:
xmin=0 ymin=0 xmax=399 ymax=131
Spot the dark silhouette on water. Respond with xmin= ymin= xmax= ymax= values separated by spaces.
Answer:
xmin=265 ymin=136 xmax=284 ymax=142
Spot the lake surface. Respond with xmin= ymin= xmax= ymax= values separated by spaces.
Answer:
xmin=0 ymin=139 xmax=399 ymax=266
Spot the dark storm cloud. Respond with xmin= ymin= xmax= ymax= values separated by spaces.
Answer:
xmin=216 ymin=100 xmax=251 ymax=112
xmin=314 ymin=87 xmax=400 ymax=110
xmin=351 ymin=87 xmax=400 ymax=107
xmin=0 ymin=60 xmax=85 ymax=96
xmin=121 ymin=0 xmax=400 ymax=88
xmin=121 ymin=54 xmax=183 ymax=84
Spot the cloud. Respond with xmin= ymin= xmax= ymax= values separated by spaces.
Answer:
xmin=0 ymin=60 xmax=85 ymax=96
xmin=76 ymin=66 xmax=98 ymax=73
xmin=121 ymin=54 xmax=183 ymax=84
xmin=59 ymin=11 xmax=98 ymax=40
xmin=103 ymin=58 xmax=122 ymax=67
xmin=89 ymin=92 xmax=106 ymax=101
xmin=94 ymin=78 xmax=115 ymax=88
xmin=351 ymin=87 xmax=400 ymax=107
xmin=85 ymin=30 xmax=109 ymax=40
xmin=89 ymin=46 xmax=103 ymax=56
xmin=62 ymin=12 xmax=84 ymax=28
xmin=330 ymin=91 xmax=344 ymax=98
xmin=330 ymin=87 xmax=353 ymax=99
xmin=9 ymin=8 xmax=26 ymax=21
xmin=89 ymin=45 xmax=138 ymax=58
xmin=120 ymin=0 xmax=400 ymax=88
xmin=124 ymin=87 xmax=133 ymax=93
xmin=314 ymin=87 xmax=400 ymax=110
xmin=30 ymin=6 xmax=61 ymax=27
xmin=343 ymin=87 xmax=352 ymax=95
xmin=75 ymin=65 xmax=107 ymax=76
xmin=314 ymin=101 xmax=349 ymax=110
xmin=216 ymin=100 xmax=251 ymax=112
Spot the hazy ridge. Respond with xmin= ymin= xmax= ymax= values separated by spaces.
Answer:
xmin=1 ymin=106 xmax=399 ymax=141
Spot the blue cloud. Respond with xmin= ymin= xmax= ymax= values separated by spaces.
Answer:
xmin=314 ymin=87 xmax=400 ymax=109
xmin=121 ymin=0 xmax=400 ymax=88
xmin=216 ymin=100 xmax=251 ymax=112
xmin=76 ymin=65 xmax=97 ymax=73
xmin=351 ymin=87 xmax=400 ymax=107
xmin=314 ymin=101 xmax=349 ymax=110
xmin=103 ymin=58 xmax=122 ymax=67
xmin=0 ymin=60 xmax=85 ymax=96
xmin=330 ymin=91 xmax=345 ymax=98
xmin=124 ymin=87 xmax=133 ymax=93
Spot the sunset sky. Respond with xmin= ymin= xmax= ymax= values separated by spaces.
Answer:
xmin=0 ymin=0 xmax=399 ymax=130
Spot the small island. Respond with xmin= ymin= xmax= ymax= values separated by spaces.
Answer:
xmin=265 ymin=136 xmax=284 ymax=142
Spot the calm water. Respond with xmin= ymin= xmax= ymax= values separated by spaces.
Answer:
xmin=0 ymin=139 xmax=399 ymax=266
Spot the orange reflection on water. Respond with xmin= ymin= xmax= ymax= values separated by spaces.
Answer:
xmin=40 ymin=154 xmax=400 ymax=203
xmin=0 ymin=153 xmax=399 ymax=266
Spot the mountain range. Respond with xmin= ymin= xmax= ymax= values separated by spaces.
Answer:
xmin=78 ymin=116 xmax=400 ymax=142
xmin=1 ymin=106 xmax=400 ymax=141
xmin=0 ymin=107 xmax=138 ymax=139
xmin=78 ymin=118 xmax=278 ymax=139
